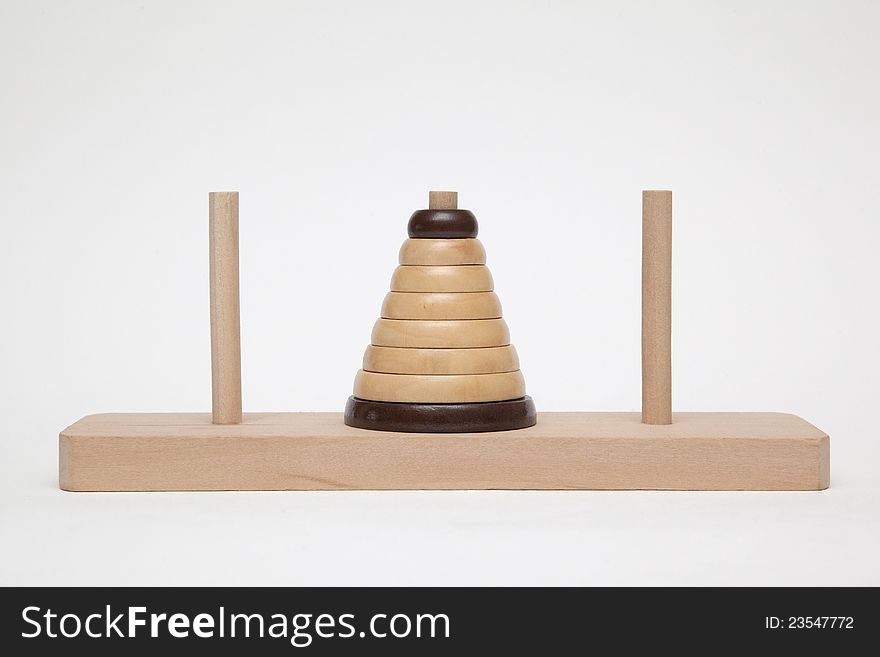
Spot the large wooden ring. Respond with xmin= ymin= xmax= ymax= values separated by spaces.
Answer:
xmin=398 ymin=238 xmax=486 ymax=265
xmin=381 ymin=291 xmax=501 ymax=320
xmin=390 ymin=265 xmax=493 ymax=292
xmin=344 ymin=396 xmax=537 ymax=433
xmin=371 ymin=319 xmax=510 ymax=348
xmin=408 ymin=209 xmax=478 ymax=238
xmin=353 ymin=370 xmax=526 ymax=403
xmin=363 ymin=345 xmax=519 ymax=375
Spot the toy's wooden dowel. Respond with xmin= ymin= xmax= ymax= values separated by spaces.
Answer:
xmin=429 ymin=190 xmax=458 ymax=209
xmin=209 ymin=191 xmax=242 ymax=425
xmin=642 ymin=190 xmax=672 ymax=425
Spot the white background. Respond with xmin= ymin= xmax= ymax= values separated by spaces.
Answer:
xmin=1 ymin=0 xmax=878 ymax=585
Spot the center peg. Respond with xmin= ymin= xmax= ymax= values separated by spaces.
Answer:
xmin=344 ymin=191 xmax=537 ymax=433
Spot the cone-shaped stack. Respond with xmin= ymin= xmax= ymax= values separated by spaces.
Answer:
xmin=344 ymin=191 xmax=537 ymax=432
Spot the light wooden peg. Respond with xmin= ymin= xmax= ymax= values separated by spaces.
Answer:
xmin=209 ymin=191 xmax=242 ymax=424
xmin=642 ymin=190 xmax=672 ymax=425
xmin=429 ymin=190 xmax=458 ymax=209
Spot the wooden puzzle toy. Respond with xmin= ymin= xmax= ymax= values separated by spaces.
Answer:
xmin=58 ymin=190 xmax=830 ymax=491
xmin=344 ymin=190 xmax=536 ymax=433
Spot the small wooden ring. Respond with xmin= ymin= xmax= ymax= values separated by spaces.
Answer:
xmin=371 ymin=319 xmax=510 ymax=348
xmin=398 ymin=239 xmax=486 ymax=266
xmin=353 ymin=370 xmax=526 ymax=403
xmin=408 ymin=209 xmax=478 ymax=238
xmin=381 ymin=292 xmax=501 ymax=320
xmin=390 ymin=265 xmax=493 ymax=292
xmin=363 ymin=345 xmax=519 ymax=375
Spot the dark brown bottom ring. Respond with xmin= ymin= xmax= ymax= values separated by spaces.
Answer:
xmin=344 ymin=396 xmax=537 ymax=433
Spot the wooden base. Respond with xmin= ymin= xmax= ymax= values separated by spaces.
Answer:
xmin=59 ymin=412 xmax=829 ymax=492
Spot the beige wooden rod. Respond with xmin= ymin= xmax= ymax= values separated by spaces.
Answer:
xmin=642 ymin=190 xmax=672 ymax=425
xmin=429 ymin=190 xmax=458 ymax=209
xmin=209 ymin=191 xmax=242 ymax=424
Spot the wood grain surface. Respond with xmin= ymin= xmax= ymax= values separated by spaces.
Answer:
xmin=642 ymin=190 xmax=672 ymax=424
xmin=208 ymin=191 xmax=242 ymax=425
xmin=390 ymin=265 xmax=493 ymax=292
xmin=363 ymin=345 xmax=519 ymax=375
xmin=59 ymin=412 xmax=830 ymax=491
xmin=398 ymin=238 xmax=486 ymax=265
xmin=371 ymin=318 xmax=510 ymax=348
xmin=428 ymin=190 xmax=458 ymax=210
xmin=381 ymin=291 xmax=502 ymax=320
xmin=344 ymin=396 xmax=537 ymax=433
xmin=353 ymin=369 xmax=526 ymax=402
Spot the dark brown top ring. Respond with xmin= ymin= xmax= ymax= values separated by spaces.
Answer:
xmin=408 ymin=209 xmax=478 ymax=239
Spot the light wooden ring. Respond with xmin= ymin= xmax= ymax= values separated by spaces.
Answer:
xmin=353 ymin=370 xmax=526 ymax=403
xmin=390 ymin=265 xmax=493 ymax=292
xmin=398 ymin=238 xmax=486 ymax=265
xmin=381 ymin=291 xmax=502 ymax=320
xmin=371 ymin=319 xmax=510 ymax=348
xmin=363 ymin=345 xmax=519 ymax=375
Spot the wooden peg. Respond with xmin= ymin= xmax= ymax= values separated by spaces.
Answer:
xmin=381 ymin=291 xmax=502 ymax=320
xmin=353 ymin=370 xmax=526 ymax=403
xmin=390 ymin=265 xmax=494 ymax=292
xmin=209 ymin=191 xmax=242 ymax=425
xmin=429 ymin=190 xmax=458 ymax=210
xmin=371 ymin=318 xmax=510 ymax=348
xmin=642 ymin=190 xmax=672 ymax=425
